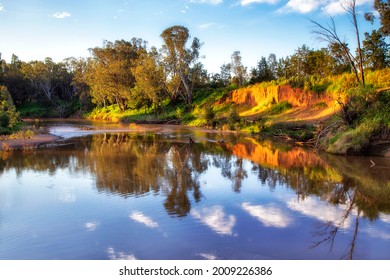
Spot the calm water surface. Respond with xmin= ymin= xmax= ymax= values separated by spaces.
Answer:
xmin=1 ymin=120 xmax=390 ymax=260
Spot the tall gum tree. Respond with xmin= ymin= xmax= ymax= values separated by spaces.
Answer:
xmin=160 ymin=25 xmax=201 ymax=104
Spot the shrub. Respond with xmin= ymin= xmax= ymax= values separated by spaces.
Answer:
xmin=0 ymin=86 xmax=19 ymax=134
xmin=270 ymin=101 xmax=292 ymax=115
xmin=200 ymin=105 xmax=215 ymax=127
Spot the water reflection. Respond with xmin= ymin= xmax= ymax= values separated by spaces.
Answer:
xmin=1 ymin=128 xmax=390 ymax=259
xmin=191 ymin=205 xmax=236 ymax=236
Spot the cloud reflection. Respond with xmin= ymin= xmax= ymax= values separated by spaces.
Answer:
xmin=107 ymin=247 xmax=137 ymax=260
xmin=380 ymin=214 xmax=390 ymax=224
xmin=129 ymin=211 xmax=159 ymax=229
xmin=242 ymin=202 xmax=292 ymax=228
xmin=287 ymin=197 xmax=352 ymax=229
xmin=192 ymin=205 xmax=236 ymax=236
xmin=84 ymin=222 xmax=99 ymax=231
xmin=58 ymin=186 xmax=76 ymax=203
xmin=198 ymin=253 xmax=218 ymax=260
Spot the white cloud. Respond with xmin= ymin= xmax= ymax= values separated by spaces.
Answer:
xmin=0 ymin=4 xmax=4 ymax=12
xmin=107 ymin=247 xmax=137 ymax=260
xmin=192 ymin=205 xmax=236 ymax=235
xmin=279 ymin=0 xmax=372 ymax=14
xmin=323 ymin=0 xmax=372 ymax=15
xmin=198 ymin=22 xmax=216 ymax=29
xmin=240 ymin=0 xmax=279 ymax=6
xmin=242 ymin=202 xmax=293 ymax=228
xmin=52 ymin=11 xmax=71 ymax=19
xmin=282 ymin=0 xmax=325 ymax=14
xmin=129 ymin=211 xmax=159 ymax=229
xmin=190 ymin=0 xmax=223 ymax=5
xmin=322 ymin=1 xmax=345 ymax=15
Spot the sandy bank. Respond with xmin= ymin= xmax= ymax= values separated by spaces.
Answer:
xmin=0 ymin=134 xmax=62 ymax=150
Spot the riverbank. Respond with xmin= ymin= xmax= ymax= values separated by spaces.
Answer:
xmin=0 ymin=134 xmax=62 ymax=150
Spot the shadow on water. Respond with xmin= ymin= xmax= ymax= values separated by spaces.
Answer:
xmin=1 ymin=125 xmax=390 ymax=259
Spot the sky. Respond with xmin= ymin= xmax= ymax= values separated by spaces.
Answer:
xmin=0 ymin=0 xmax=378 ymax=73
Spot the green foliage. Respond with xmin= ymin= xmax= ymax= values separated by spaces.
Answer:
xmin=175 ymin=107 xmax=184 ymax=120
xmin=0 ymin=86 xmax=19 ymax=134
xmin=325 ymin=88 xmax=390 ymax=154
xmin=269 ymin=101 xmax=292 ymax=115
xmin=226 ymin=107 xmax=241 ymax=130
xmin=17 ymin=102 xmax=47 ymax=118
xmin=326 ymin=120 xmax=381 ymax=154
xmin=314 ymin=101 xmax=328 ymax=108
xmin=304 ymin=75 xmax=331 ymax=93
xmin=200 ymin=105 xmax=215 ymax=127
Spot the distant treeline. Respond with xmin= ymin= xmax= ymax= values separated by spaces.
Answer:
xmin=0 ymin=0 xmax=389 ymax=122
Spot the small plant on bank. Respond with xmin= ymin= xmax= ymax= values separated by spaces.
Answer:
xmin=200 ymin=105 xmax=215 ymax=127
xmin=270 ymin=101 xmax=292 ymax=115
xmin=227 ymin=108 xmax=241 ymax=130
xmin=9 ymin=129 xmax=36 ymax=140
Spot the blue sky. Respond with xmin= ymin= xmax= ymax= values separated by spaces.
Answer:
xmin=0 ymin=0 xmax=377 ymax=73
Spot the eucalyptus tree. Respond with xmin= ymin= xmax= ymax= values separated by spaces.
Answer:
xmin=84 ymin=39 xmax=147 ymax=111
xmin=374 ymin=0 xmax=390 ymax=36
xmin=160 ymin=25 xmax=202 ymax=104
xmin=362 ymin=30 xmax=389 ymax=70
xmin=220 ymin=63 xmax=232 ymax=86
xmin=230 ymin=51 xmax=247 ymax=86
xmin=133 ymin=47 xmax=167 ymax=116
xmin=21 ymin=57 xmax=59 ymax=102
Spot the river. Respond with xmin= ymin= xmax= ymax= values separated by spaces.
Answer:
xmin=0 ymin=120 xmax=389 ymax=260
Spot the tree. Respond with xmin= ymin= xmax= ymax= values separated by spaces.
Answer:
xmin=328 ymin=42 xmax=352 ymax=74
xmin=220 ymin=63 xmax=232 ymax=86
xmin=0 ymin=86 xmax=19 ymax=133
xmin=267 ymin=53 xmax=278 ymax=79
xmin=362 ymin=30 xmax=389 ymax=70
xmin=2 ymin=54 xmax=33 ymax=105
xmin=250 ymin=56 xmax=273 ymax=84
xmin=230 ymin=51 xmax=247 ymax=86
xmin=21 ymin=58 xmax=59 ymax=102
xmin=310 ymin=0 xmax=365 ymax=85
xmin=160 ymin=25 xmax=202 ymax=104
xmin=133 ymin=48 xmax=167 ymax=116
xmin=84 ymin=39 xmax=146 ymax=110
xmin=374 ymin=0 xmax=390 ymax=36
xmin=66 ymin=57 xmax=92 ymax=110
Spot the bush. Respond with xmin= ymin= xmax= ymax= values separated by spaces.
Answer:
xmin=0 ymin=86 xmax=19 ymax=134
xmin=270 ymin=101 xmax=292 ymax=115
xmin=200 ymin=105 xmax=215 ymax=127
xmin=326 ymin=120 xmax=380 ymax=154
xmin=9 ymin=129 xmax=35 ymax=139
xmin=226 ymin=107 xmax=241 ymax=130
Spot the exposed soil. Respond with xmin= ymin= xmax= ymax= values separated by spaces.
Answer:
xmin=0 ymin=134 xmax=62 ymax=150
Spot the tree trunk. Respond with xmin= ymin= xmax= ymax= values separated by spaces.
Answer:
xmin=179 ymin=70 xmax=192 ymax=104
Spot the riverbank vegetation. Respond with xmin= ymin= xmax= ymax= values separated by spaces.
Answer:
xmin=1 ymin=0 xmax=389 ymax=155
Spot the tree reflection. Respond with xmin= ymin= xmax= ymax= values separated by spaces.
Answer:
xmin=1 ymin=129 xmax=390 ymax=259
xmin=163 ymin=144 xmax=203 ymax=217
